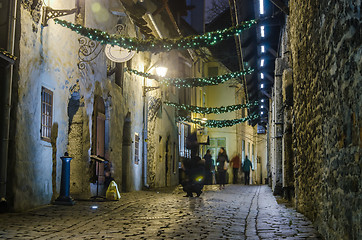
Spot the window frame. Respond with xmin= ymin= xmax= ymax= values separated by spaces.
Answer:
xmin=41 ymin=87 xmax=53 ymax=142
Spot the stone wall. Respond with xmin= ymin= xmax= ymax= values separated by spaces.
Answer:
xmin=289 ymin=1 xmax=361 ymax=239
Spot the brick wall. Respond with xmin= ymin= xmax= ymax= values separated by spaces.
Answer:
xmin=289 ymin=1 xmax=361 ymax=239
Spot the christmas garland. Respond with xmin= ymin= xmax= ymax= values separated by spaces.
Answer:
xmin=125 ymin=67 xmax=254 ymax=87
xmin=178 ymin=114 xmax=260 ymax=128
xmin=164 ymin=101 xmax=258 ymax=114
xmin=0 ymin=48 xmax=17 ymax=61
xmin=54 ymin=18 xmax=257 ymax=52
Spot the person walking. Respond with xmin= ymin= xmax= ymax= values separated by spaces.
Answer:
xmin=242 ymin=155 xmax=252 ymax=185
xmin=203 ymin=149 xmax=213 ymax=185
xmin=230 ymin=154 xmax=241 ymax=184
xmin=216 ymin=147 xmax=229 ymax=189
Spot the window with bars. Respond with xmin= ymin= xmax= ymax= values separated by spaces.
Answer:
xmin=178 ymin=122 xmax=191 ymax=158
xmin=41 ymin=87 xmax=53 ymax=142
xmin=134 ymin=133 xmax=140 ymax=164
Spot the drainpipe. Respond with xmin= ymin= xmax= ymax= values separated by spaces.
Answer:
xmin=0 ymin=0 xmax=17 ymax=205
xmin=142 ymin=77 xmax=149 ymax=188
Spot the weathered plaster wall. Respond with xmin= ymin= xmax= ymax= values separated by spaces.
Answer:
xmin=12 ymin=1 xmax=79 ymax=210
xmin=289 ymin=1 xmax=361 ymax=239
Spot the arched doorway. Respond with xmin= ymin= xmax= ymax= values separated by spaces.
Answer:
xmin=92 ymin=96 xmax=106 ymax=193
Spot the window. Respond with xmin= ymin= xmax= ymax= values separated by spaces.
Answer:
xmin=209 ymin=137 xmax=226 ymax=166
xmin=115 ymin=62 xmax=125 ymax=90
xmin=252 ymin=144 xmax=255 ymax=170
xmin=41 ymin=87 xmax=53 ymax=142
xmin=178 ymin=123 xmax=191 ymax=158
xmin=208 ymin=66 xmax=218 ymax=77
xmin=134 ymin=133 xmax=140 ymax=164
xmin=242 ymin=140 xmax=245 ymax=163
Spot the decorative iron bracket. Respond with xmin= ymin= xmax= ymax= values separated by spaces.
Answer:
xmin=42 ymin=6 xmax=79 ymax=27
xmin=143 ymin=86 xmax=160 ymax=96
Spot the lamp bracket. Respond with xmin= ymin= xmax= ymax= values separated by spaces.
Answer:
xmin=42 ymin=6 xmax=79 ymax=27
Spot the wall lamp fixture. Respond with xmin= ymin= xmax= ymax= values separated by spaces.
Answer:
xmin=143 ymin=64 xmax=167 ymax=96
xmin=42 ymin=5 xmax=80 ymax=27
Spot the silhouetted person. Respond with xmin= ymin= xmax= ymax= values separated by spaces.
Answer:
xmin=216 ymin=147 xmax=229 ymax=189
xmin=181 ymin=156 xmax=205 ymax=197
xmin=242 ymin=155 xmax=252 ymax=185
xmin=230 ymin=154 xmax=241 ymax=184
xmin=203 ymin=149 xmax=213 ymax=185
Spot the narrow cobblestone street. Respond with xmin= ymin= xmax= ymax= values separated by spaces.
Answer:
xmin=0 ymin=185 xmax=321 ymax=239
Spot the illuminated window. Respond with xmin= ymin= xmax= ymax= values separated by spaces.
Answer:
xmin=261 ymin=73 xmax=264 ymax=79
xmin=261 ymin=84 xmax=264 ymax=89
xmin=261 ymin=99 xmax=264 ymax=103
xmin=261 ymin=111 xmax=264 ymax=115
xmin=41 ymin=87 xmax=53 ymax=142
xmin=261 ymin=26 xmax=265 ymax=37
xmin=260 ymin=59 xmax=264 ymax=67
xmin=261 ymin=105 xmax=264 ymax=108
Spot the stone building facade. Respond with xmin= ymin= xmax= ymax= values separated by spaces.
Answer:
xmin=0 ymin=0 xmax=196 ymax=211
xmin=269 ymin=1 xmax=361 ymax=239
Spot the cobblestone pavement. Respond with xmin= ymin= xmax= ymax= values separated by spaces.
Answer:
xmin=0 ymin=185 xmax=322 ymax=239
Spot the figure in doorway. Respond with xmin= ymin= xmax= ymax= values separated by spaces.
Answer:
xmin=242 ymin=155 xmax=252 ymax=185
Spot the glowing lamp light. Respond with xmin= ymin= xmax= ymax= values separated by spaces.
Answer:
xmin=261 ymin=73 xmax=264 ymax=79
xmin=155 ymin=67 xmax=168 ymax=77
xmin=261 ymin=99 xmax=265 ymax=103
xmin=261 ymin=45 xmax=265 ymax=53
xmin=261 ymin=111 xmax=264 ymax=115
xmin=196 ymin=176 xmax=204 ymax=182
xmin=261 ymin=105 xmax=264 ymax=108
xmin=260 ymin=59 xmax=264 ymax=67
xmin=261 ymin=26 xmax=265 ymax=37
xmin=261 ymin=84 xmax=264 ymax=89
xmin=259 ymin=0 xmax=264 ymax=15
xmin=91 ymin=206 xmax=98 ymax=209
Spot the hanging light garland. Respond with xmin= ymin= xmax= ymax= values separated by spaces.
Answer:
xmin=125 ymin=67 xmax=254 ymax=87
xmin=53 ymin=18 xmax=257 ymax=52
xmin=178 ymin=114 xmax=260 ymax=128
xmin=164 ymin=101 xmax=258 ymax=114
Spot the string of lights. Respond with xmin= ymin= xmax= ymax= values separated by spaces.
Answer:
xmin=178 ymin=114 xmax=260 ymax=128
xmin=125 ymin=67 xmax=254 ymax=87
xmin=164 ymin=101 xmax=258 ymax=114
xmin=53 ymin=18 xmax=257 ymax=52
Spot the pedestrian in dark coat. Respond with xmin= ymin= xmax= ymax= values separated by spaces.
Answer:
xmin=216 ymin=147 xmax=229 ymax=189
xmin=242 ymin=156 xmax=252 ymax=185
xmin=203 ymin=149 xmax=213 ymax=185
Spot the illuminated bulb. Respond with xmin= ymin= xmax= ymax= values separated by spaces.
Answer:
xmin=155 ymin=67 xmax=168 ymax=77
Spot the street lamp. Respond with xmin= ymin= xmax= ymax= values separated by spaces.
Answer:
xmin=143 ymin=63 xmax=168 ymax=96
xmin=155 ymin=66 xmax=168 ymax=77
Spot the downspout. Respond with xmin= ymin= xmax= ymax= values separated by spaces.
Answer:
xmin=142 ymin=77 xmax=149 ymax=188
xmin=1 ymin=0 xmax=17 ymax=205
